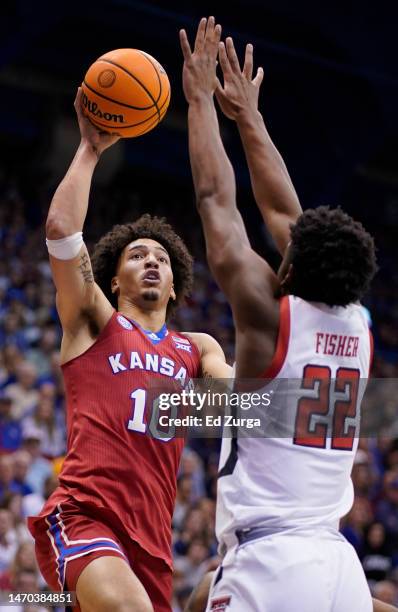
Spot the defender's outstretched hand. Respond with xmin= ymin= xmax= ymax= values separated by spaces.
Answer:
xmin=180 ymin=17 xmax=222 ymax=103
xmin=74 ymin=88 xmax=120 ymax=157
xmin=216 ymin=37 xmax=264 ymax=120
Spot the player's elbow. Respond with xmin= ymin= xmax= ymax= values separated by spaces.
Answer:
xmin=196 ymin=193 xmax=218 ymax=213
xmin=196 ymin=189 xmax=234 ymax=212
xmin=207 ymin=255 xmax=229 ymax=283
xmin=46 ymin=214 xmax=75 ymax=240
xmin=207 ymin=242 xmax=241 ymax=278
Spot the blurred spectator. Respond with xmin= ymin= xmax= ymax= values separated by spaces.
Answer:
xmin=0 ymin=345 xmax=23 ymax=388
xmin=21 ymin=393 xmax=65 ymax=459
xmin=361 ymin=522 xmax=395 ymax=583
xmin=179 ymin=449 xmax=206 ymax=500
xmin=12 ymin=450 xmax=33 ymax=496
xmin=0 ymin=509 xmax=17 ymax=572
xmin=173 ymin=475 xmax=193 ymax=532
xmin=174 ymin=538 xmax=210 ymax=592
xmin=0 ymin=540 xmax=41 ymax=591
xmin=26 ymin=325 xmax=60 ymax=378
xmin=197 ymin=498 xmax=216 ymax=541
xmin=37 ymin=382 xmax=56 ymax=404
xmin=10 ymin=568 xmax=49 ymax=612
xmin=384 ymin=439 xmax=398 ymax=471
xmin=0 ymin=312 xmax=28 ymax=352
xmin=21 ymin=430 xmax=53 ymax=496
xmin=35 ymin=285 xmax=57 ymax=327
xmin=352 ymin=449 xmax=376 ymax=497
xmin=204 ymin=452 xmax=220 ymax=500
xmin=0 ymin=455 xmax=20 ymax=501
xmin=174 ymin=504 xmax=214 ymax=557
xmin=376 ymin=470 xmax=398 ymax=537
xmin=6 ymin=494 xmax=31 ymax=542
xmin=4 ymin=361 xmax=39 ymax=420
xmin=38 ymin=351 xmax=65 ymax=400
xmin=0 ymin=394 xmax=22 ymax=452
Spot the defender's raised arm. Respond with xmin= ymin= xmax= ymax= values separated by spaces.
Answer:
xmin=180 ymin=18 xmax=279 ymax=377
xmin=216 ymin=38 xmax=302 ymax=254
xmin=180 ymin=18 xmax=244 ymax=261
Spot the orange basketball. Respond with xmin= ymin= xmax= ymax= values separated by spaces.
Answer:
xmin=81 ymin=48 xmax=171 ymax=138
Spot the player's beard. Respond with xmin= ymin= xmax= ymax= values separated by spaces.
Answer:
xmin=142 ymin=289 xmax=160 ymax=302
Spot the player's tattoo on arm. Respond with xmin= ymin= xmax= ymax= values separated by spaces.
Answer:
xmin=202 ymin=370 xmax=214 ymax=385
xmin=201 ymin=370 xmax=231 ymax=398
xmin=78 ymin=252 xmax=94 ymax=284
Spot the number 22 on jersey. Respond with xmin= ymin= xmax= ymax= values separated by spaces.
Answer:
xmin=293 ymin=365 xmax=360 ymax=451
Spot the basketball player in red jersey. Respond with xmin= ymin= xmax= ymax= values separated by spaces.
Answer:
xmin=27 ymin=88 xmax=230 ymax=612
xmin=180 ymin=17 xmax=391 ymax=612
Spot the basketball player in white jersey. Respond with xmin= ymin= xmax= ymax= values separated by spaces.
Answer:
xmin=180 ymin=18 xmax=389 ymax=612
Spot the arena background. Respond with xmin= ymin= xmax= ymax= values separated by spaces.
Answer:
xmin=0 ymin=0 xmax=398 ymax=609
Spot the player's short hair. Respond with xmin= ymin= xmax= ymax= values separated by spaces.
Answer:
xmin=289 ymin=206 xmax=377 ymax=306
xmin=91 ymin=214 xmax=193 ymax=318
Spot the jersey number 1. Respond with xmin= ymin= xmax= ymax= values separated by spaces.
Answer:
xmin=127 ymin=388 xmax=175 ymax=442
xmin=293 ymin=365 xmax=360 ymax=451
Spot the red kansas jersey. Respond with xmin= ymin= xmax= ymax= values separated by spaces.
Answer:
xmin=29 ymin=311 xmax=201 ymax=567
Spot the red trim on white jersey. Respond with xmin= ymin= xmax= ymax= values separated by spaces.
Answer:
xmin=261 ymin=295 xmax=291 ymax=380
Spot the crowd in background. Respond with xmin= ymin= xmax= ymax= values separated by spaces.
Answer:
xmin=0 ymin=167 xmax=398 ymax=611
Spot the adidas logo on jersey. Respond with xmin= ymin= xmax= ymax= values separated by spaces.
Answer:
xmin=210 ymin=597 xmax=231 ymax=611
xmin=117 ymin=315 xmax=133 ymax=330
xmin=172 ymin=336 xmax=190 ymax=345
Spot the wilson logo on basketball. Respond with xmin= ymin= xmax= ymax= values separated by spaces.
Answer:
xmin=81 ymin=92 xmax=125 ymax=123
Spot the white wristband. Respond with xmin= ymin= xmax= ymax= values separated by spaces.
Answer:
xmin=46 ymin=231 xmax=84 ymax=260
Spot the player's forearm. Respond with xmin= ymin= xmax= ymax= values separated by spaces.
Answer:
xmin=188 ymin=95 xmax=248 ymax=268
xmin=46 ymin=141 xmax=99 ymax=238
xmin=188 ymin=94 xmax=236 ymax=210
xmin=237 ymin=110 xmax=302 ymax=253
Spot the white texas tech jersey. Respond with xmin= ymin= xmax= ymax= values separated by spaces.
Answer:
xmin=216 ymin=295 xmax=373 ymax=552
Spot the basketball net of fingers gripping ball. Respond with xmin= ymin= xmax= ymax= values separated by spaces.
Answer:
xmin=81 ymin=48 xmax=171 ymax=138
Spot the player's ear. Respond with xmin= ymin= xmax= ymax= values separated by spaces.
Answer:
xmin=170 ymin=284 xmax=176 ymax=301
xmin=111 ymin=276 xmax=119 ymax=295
